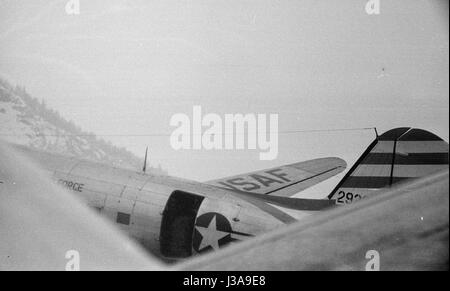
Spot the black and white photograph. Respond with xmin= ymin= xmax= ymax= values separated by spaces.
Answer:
xmin=0 ymin=0 xmax=448 ymax=273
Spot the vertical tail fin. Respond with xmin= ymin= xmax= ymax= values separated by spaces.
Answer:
xmin=328 ymin=127 xmax=449 ymax=204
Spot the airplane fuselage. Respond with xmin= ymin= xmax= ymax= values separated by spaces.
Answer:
xmin=15 ymin=146 xmax=285 ymax=259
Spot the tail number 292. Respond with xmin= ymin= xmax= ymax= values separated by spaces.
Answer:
xmin=336 ymin=191 xmax=364 ymax=205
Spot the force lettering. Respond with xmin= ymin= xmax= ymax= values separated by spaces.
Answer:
xmin=57 ymin=179 xmax=84 ymax=193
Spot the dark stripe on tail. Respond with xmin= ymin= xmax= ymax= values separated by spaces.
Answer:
xmin=399 ymin=128 xmax=445 ymax=141
xmin=378 ymin=127 xmax=410 ymax=141
xmin=361 ymin=153 xmax=449 ymax=165
xmin=328 ymin=127 xmax=449 ymax=200
xmin=327 ymin=139 xmax=378 ymax=199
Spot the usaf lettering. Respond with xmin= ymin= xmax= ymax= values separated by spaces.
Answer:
xmin=218 ymin=168 xmax=291 ymax=192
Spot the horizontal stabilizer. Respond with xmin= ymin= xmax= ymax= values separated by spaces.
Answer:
xmin=235 ymin=191 xmax=335 ymax=211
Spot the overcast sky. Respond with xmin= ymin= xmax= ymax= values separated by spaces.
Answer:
xmin=0 ymin=0 xmax=448 ymax=197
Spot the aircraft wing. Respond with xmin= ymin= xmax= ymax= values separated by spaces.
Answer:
xmin=0 ymin=142 xmax=164 ymax=271
xmin=206 ymin=157 xmax=347 ymax=197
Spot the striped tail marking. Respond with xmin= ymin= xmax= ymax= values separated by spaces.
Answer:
xmin=328 ymin=127 xmax=449 ymax=205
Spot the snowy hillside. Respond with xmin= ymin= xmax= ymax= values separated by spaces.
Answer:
xmin=0 ymin=78 xmax=166 ymax=175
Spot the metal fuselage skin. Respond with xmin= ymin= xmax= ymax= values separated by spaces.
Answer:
xmin=16 ymin=147 xmax=284 ymax=259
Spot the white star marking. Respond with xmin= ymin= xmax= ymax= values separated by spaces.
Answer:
xmin=195 ymin=215 xmax=230 ymax=251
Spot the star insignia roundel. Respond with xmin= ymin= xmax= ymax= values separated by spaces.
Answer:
xmin=192 ymin=212 xmax=234 ymax=253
